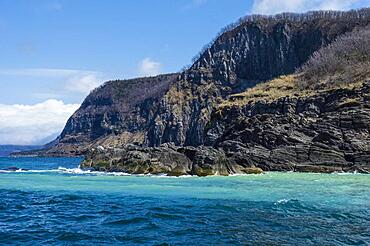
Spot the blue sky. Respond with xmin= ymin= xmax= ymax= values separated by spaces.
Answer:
xmin=0 ymin=0 xmax=254 ymax=105
xmin=0 ymin=0 xmax=369 ymax=145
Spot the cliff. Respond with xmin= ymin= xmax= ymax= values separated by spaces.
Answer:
xmin=82 ymin=77 xmax=370 ymax=175
xmin=40 ymin=9 xmax=370 ymax=175
xmin=46 ymin=74 xmax=178 ymax=155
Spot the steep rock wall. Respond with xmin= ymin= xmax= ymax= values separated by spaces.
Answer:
xmin=49 ymin=9 xmax=370 ymax=154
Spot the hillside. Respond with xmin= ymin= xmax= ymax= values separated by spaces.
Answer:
xmin=47 ymin=74 xmax=178 ymax=155
xmin=34 ymin=8 xmax=370 ymax=175
xmin=39 ymin=8 xmax=370 ymax=157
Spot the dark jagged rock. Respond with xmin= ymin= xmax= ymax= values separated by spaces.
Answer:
xmin=43 ymin=9 xmax=370 ymax=156
xmin=82 ymin=83 xmax=370 ymax=176
xmin=81 ymin=144 xmax=263 ymax=176
xmin=1 ymin=167 xmax=29 ymax=172
xmin=204 ymin=83 xmax=370 ymax=174
xmin=34 ymin=9 xmax=370 ymax=175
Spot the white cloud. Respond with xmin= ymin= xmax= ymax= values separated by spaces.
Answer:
xmin=65 ymin=73 xmax=102 ymax=94
xmin=0 ymin=100 xmax=80 ymax=145
xmin=0 ymin=68 xmax=105 ymax=95
xmin=252 ymin=0 xmax=360 ymax=15
xmin=138 ymin=58 xmax=162 ymax=77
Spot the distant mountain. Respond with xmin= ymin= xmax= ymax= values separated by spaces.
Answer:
xmin=33 ymin=133 xmax=61 ymax=146
xmin=0 ymin=145 xmax=42 ymax=157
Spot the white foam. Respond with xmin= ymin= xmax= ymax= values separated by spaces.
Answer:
xmin=57 ymin=167 xmax=132 ymax=176
xmin=274 ymin=198 xmax=290 ymax=205
xmin=229 ymin=173 xmax=265 ymax=177
xmin=0 ymin=169 xmax=58 ymax=173
xmin=332 ymin=171 xmax=361 ymax=175
xmin=0 ymin=167 xmax=121 ymax=176
xmin=1 ymin=167 xmax=268 ymax=178
xmin=150 ymin=174 xmax=193 ymax=179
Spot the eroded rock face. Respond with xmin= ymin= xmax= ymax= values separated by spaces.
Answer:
xmin=144 ymin=13 xmax=370 ymax=148
xmin=34 ymin=10 xmax=370 ymax=175
xmin=205 ymin=83 xmax=370 ymax=174
xmin=82 ymin=144 xmax=264 ymax=176
xmin=59 ymin=74 xmax=178 ymax=146
xmin=49 ymin=10 xmax=370 ymax=155
xmin=82 ymin=83 xmax=370 ymax=175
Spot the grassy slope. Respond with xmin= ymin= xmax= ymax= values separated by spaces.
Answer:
xmin=220 ymin=25 xmax=370 ymax=109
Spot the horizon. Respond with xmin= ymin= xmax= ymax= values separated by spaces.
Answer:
xmin=1 ymin=0 xmax=369 ymax=145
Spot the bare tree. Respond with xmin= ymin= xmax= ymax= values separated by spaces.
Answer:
xmin=189 ymin=8 xmax=370 ymax=68
xmin=298 ymin=25 xmax=370 ymax=89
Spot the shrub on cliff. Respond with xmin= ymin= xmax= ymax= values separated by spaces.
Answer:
xmin=298 ymin=25 xmax=370 ymax=89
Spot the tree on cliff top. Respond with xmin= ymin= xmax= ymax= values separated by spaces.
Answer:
xmin=298 ymin=25 xmax=370 ymax=89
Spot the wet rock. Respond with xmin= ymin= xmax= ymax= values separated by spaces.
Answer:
xmin=83 ymin=145 xmax=256 ymax=176
xmin=191 ymin=147 xmax=231 ymax=176
xmin=2 ymin=167 xmax=29 ymax=172
xmin=242 ymin=167 xmax=264 ymax=174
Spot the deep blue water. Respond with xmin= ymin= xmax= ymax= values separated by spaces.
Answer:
xmin=0 ymin=157 xmax=369 ymax=245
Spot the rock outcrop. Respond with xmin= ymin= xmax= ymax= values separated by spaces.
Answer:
xmin=82 ymin=144 xmax=263 ymax=176
xmin=44 ymin=8 xmax=370 ymax=156
xmin=82 ymin=83 xmax=370 ymax=175
xmin=36 ymin=9 xmax=370 ymax=175
xmin=205 ymin=82 xmax=370 ymax=174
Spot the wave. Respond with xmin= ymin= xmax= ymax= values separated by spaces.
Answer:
xmin=58 ymin=167 xmax=134 ymax=176
xmin=0 ymin=169 xmax=58 ymax=174
xmin=274 ymin=199 xmax=290 ymax=205
xmin=0 ymin=167 xmax=227 ymax=178
xmin=0 ymin=167 xmax=130 ymax=176
xmin=331 ymin=171 xmax=362 ymax=175
xmin=0 ymin=167 xmax=194 ymax=177
xmin=274 ymin=198 xmax=301 ymax=206
xmin=229 ymin=173 xmax=265 ymax=177
xmin=2 ymin=167 xmax=367 ymax=178
xmin=0 ymin=168 xmax=278 ymax=177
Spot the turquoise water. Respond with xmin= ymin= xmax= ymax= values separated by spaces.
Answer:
xmin=0 ymin=157 xmax=369 ymax=245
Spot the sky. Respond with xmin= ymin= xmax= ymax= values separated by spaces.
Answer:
xmin=0 ymin=0 xmax=369 ymax=145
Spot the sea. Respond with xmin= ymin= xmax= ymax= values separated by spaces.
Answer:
xmin=0 ymin=157 xmax=369 ymax=245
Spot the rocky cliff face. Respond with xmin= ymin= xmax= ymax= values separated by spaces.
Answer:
xmin=143 ymin=9 xmax=370 ymax=148
xmin=82 ymin=82 xmax=370 ymax=175
xmin=60 ymin=74 xmax=177 ymax=143
xmin=46 ymin=74 xmax=177 ymax=155
xmin=205 ymin=82 xmax=370 ymax=173
xmin=192 ymin=9 xmax=370 ymax=87
xmin=45 ymin=9 xmax=370 ymax=176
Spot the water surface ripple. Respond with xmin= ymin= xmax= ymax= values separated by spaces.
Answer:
xmin=0 ymin=157 xmax=369 ymax=245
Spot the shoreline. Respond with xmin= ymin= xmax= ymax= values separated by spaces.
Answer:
xmin=1 ymin=162 xmax=368 ymax=177
xmin=3 ymin=154 xmax=370 ymax=176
